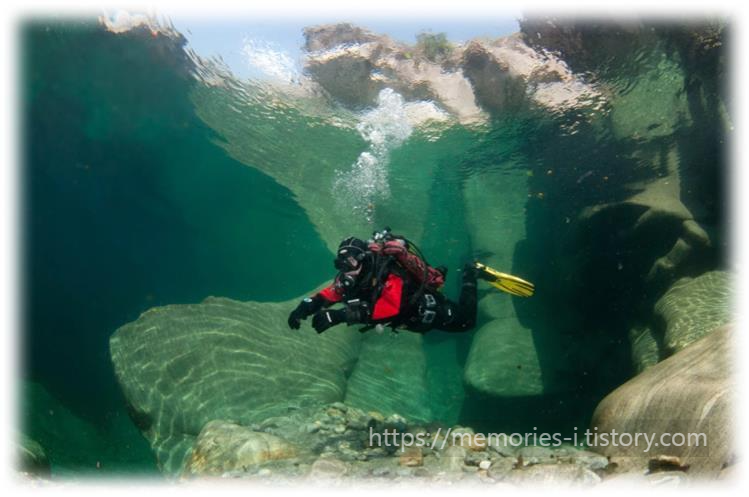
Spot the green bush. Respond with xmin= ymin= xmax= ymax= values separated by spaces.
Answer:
xmin=415 ymin=32 xmax=452 ymax=62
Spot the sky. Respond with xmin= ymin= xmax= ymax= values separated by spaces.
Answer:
xmin=162 ymin=13 xmax=521 ymax=80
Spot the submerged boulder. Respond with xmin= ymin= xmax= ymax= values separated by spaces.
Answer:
xmin=655 ymin=271 xmax=732 ymax=356
xmin=628 ymin=324 xmax=661 ymax=373
xmin=575 ymin=143 xmax=716 ymax=305
xmin=629 ymin=271 xmax=732 ymax=372
xmin=344 ymin=331 xmax=433 ymax=422
xmin=591 ymin=325 xmax=734 ymax=477
xmin=183 ymin=420 xmax=297 ymax=477
xmin=463 ymin=314 xmax=543 ymax=397
xmin=110 ymin=296 xmax=360 ymax=474
xmin=462 ymin=167 xmax=573 ymax=399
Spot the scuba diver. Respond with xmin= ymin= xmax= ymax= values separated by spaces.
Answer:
xmin=287 ymin=228 xmax=534 ymax=334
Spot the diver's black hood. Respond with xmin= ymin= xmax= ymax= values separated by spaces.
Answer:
xmin=334 ymin=237 xmax=369 ymax=271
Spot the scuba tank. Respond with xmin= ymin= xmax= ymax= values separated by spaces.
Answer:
xmin=368 ymin=227 xmax=446 ymax=302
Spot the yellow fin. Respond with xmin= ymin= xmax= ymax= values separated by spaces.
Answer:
xmin=474 ymin=262 xmax=535 ymax=297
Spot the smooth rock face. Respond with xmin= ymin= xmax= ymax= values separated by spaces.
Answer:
xmin=110 ymin=296 xmax=360 ymax=474
xmin=344 ymin=331 xmax=432 ymax=422
xmin=591 ymin=325 xmax=733 ymax=477
xmin=655 ymin=271 xmax=732 ymax=355
xmin=184 ymin=421 xmax=297 ymax=476
xmin=463 ymin=316 xmax=543 ymax=397
xmin=629 ymin=324 xmax=661 ymax=373
xmin=462 ymin=166 xmax=552 ymax=398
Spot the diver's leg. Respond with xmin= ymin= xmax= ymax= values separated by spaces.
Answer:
xmin=433 ymin=264 xmax=477 ymax=333
xmin=456 ymin=264 xmax=477 ymax=328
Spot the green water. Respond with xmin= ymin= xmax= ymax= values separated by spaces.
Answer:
xmin=20 ymin=19 xmax=728 ymax=476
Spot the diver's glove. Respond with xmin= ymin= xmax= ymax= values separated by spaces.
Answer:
xmin=312 ymin=309 xmax=346 ymax=334
xmin=288 ymin=296 xmax=323 ymax=329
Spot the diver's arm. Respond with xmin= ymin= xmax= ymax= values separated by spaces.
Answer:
xmin=311 ymin=299 xmax=371 ymax=333
xmin=287 ymin=277 xmax=348 ymax=330
xmin=287 ymin=294 xmax=326 ymax=329
xmin=317 ymin=283 xmax=344 ymax=304
xmin=311 ymin=308 xmax=346 ymax=333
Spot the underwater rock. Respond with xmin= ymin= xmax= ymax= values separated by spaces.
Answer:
xmin=183 ymin=420 xmax=297 ymax=477
xmin=648 ymin=454 xmax=690 ymax=474
xmin=399 ymin=447 xmax=424 ymax=467
xmin=565 ymin=449 xmax=610 ymax=472
xmin=516 ymin=446 xmax=557 ymax=466
xmin=654 ymin=271 xmax=732 ymax=356
xmin=439 ymin=445 xmax=468 ymax=473
xmin=464 ymin=450 xmax=491 ymax=467
xmin=449 ymin=426 xmax=489 ymax=452
xmin=486 ymin=457 xmax=517 ymax=480
xmin=110 ymin=296 xmax=360 ymax=474
xmin=161 ymin=400 xmax=622 ymax=484
xmin=591 ymin=324 xmax=734 ymax=477
xmin=462 ymin=167 xmax=573 ymax=400
xmin=576 ymin=144 xmax=715 ymax=302
xmin=463 ymin=316 xmax=544 ymax=397
xmin=462 ymin=173 xmax=542 ymax=397
xmin=344 ymin=331 xmax=433 ymax=423
xmin=308 ymin=455 xmax=350 ymax=479
xmin=628 ymin=324 xmax=661 ymax=373
xmin=508 ymin=463 xmax=602 ymax=487
xmin=17 ymin=434 xmax=50 ymax=478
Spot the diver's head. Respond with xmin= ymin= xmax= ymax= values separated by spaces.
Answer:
xmin=334 ymin=237 xmax=370 ymax=293
xmin=334 ymin=237 xmax=369 ymax=272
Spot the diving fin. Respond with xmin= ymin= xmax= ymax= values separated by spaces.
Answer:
xmin=474 ymin=262 xmax=535 ymax=297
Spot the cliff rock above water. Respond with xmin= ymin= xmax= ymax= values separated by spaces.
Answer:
xmin=303 ymin=23 xmax=601 ymax=124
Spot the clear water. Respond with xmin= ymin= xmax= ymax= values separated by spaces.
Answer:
xmin=20 ymin=19 xmax=728 ymax=476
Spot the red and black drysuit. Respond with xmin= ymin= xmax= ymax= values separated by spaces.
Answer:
xmin=288 ymin=243 xmax=477 ymax=334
